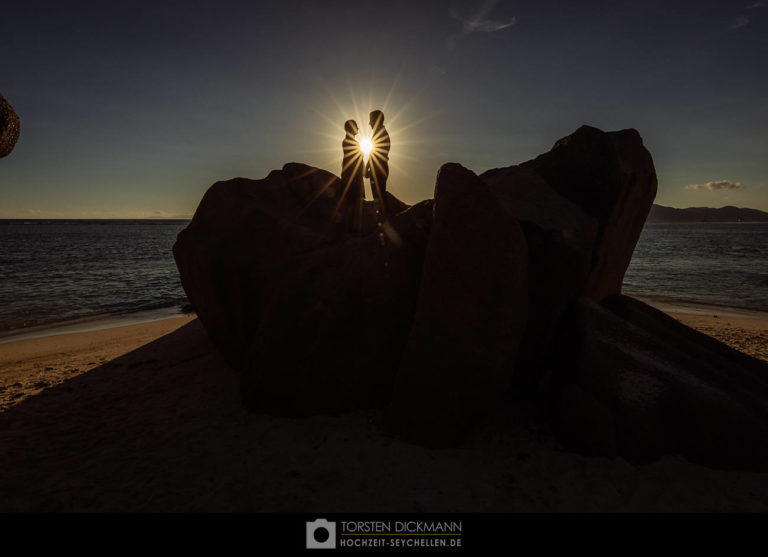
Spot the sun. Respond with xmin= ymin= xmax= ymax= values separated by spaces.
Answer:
xmin=360 ymin=138 xmax=373 ymax=156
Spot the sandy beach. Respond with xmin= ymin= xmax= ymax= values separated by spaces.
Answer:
xmin=1 ymin=308 xmax=767 ymax=512
xmin=668 ymin=311 xmax=768 ymax=364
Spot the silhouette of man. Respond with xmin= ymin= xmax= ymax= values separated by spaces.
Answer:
xmin=365 ymin=110 xmax=390 ymax=217
xmin=341 ymin=119 xmax=365 ymax=231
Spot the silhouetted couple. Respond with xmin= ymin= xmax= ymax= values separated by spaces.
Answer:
xmin=342 ymin=110 xmax=390 ymax=232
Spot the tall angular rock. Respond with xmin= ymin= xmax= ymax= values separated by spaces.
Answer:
xmin=521 ymin=125 xmax=657 ymax=301
xmin=387 ymin=163 xmax=528 ymax=447
xmin=480 ymin=165 xmax=598 ymax=392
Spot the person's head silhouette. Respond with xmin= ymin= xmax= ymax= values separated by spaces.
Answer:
xmin=344 ymin=120 xmax=358 ymax=137
xmin=369 ymin=110 xmax=384 ymax=130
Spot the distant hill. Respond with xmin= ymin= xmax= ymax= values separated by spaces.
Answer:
xmin=647 ymin=204 xmax=768 ymax=223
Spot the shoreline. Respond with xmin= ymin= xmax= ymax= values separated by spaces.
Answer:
xmin=0 ymin=315 xmax=196 ymax=412
xmin=1 ymin=298 xmax=765 ymax=414
xmin=0 ymin=306 xmax=192 ymax=345
xmin=633 ymin=296 xmax=768 ymax=320
xmin=2 ymin=296 xmax=767 ymax=347
xmin=645 ymin=221 xmax=768 ymax=225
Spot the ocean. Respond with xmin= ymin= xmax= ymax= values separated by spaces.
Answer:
xmin=0 ymin=220 xmax=766 ymax=341
xmin=623 ymin=223 xmax=768 ymax=313
xmin=0 ymin=220 xmax=190 ymax=339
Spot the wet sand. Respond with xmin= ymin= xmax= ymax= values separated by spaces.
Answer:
xmin=1 ymin=310 xmax=767 ymax=512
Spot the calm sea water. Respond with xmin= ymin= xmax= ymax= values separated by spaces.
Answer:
xmin=624 ymin=223 xmax=768 ymax=313
xmin=0 ymin=220 xmax=766 ymax=338
xmin=0 ymin=220 xmax=190 ymax=336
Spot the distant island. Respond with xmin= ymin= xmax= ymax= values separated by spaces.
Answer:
xmin=647 ymin=204 xmax=768 ymax=223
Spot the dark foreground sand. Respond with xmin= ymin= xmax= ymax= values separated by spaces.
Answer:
xmin=1 ymin=312 xmax=767 ymax=512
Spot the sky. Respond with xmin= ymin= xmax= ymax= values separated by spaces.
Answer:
xmin=1 ymin=0 xmax=767 ymax=218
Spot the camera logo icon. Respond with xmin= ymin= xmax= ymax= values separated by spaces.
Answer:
xmin=306 ymin=519 xmax=336 ymax=549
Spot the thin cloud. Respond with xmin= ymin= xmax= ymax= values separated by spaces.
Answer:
xmin=732 ymin=15 xmax=751 ymax=28
xmin=451 ymin=0 xmax=517 ymax=35
xmin=685 ymin=180 xmax=743 ymax=191
xmin=467 ymin=17 xmax=517 ymax=33
xmin=732 ymin=2 xmax=762 ymax=28
xmin=426 ymin=64 xmax=447 ymax=76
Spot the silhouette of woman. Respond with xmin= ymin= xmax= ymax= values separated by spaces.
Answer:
xmin=341 ymin=120 xmax=365 ymax=232
xmin=365 ymin=110 xmax=390 ymax=219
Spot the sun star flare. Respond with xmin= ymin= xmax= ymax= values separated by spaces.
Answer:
xmin=360 ymin=137 xmax=373 ymax=156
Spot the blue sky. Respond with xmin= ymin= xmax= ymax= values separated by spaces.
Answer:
xmin=1 ymin=0 xmax=767 ymax=217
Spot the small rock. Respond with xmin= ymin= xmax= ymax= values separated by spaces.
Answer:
xmin=0 ymin=92 xmax=21 ymax=158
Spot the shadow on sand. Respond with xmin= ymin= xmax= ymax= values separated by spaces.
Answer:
xmin=2 ymin=319 xmax=768 ymax=512
xmin=0 ymin=319 xmax=243 ymax=510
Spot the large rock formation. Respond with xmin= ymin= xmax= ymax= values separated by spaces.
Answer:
xmin=174 ymin=162 xmax=432 ymax=415
xmin=0 ymin=92 xmax=21 ymax=158
xmin=174 ymin=163 xmax=405 ymax=370
xmin=174 ymin=125 xmax=768 ymax=469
